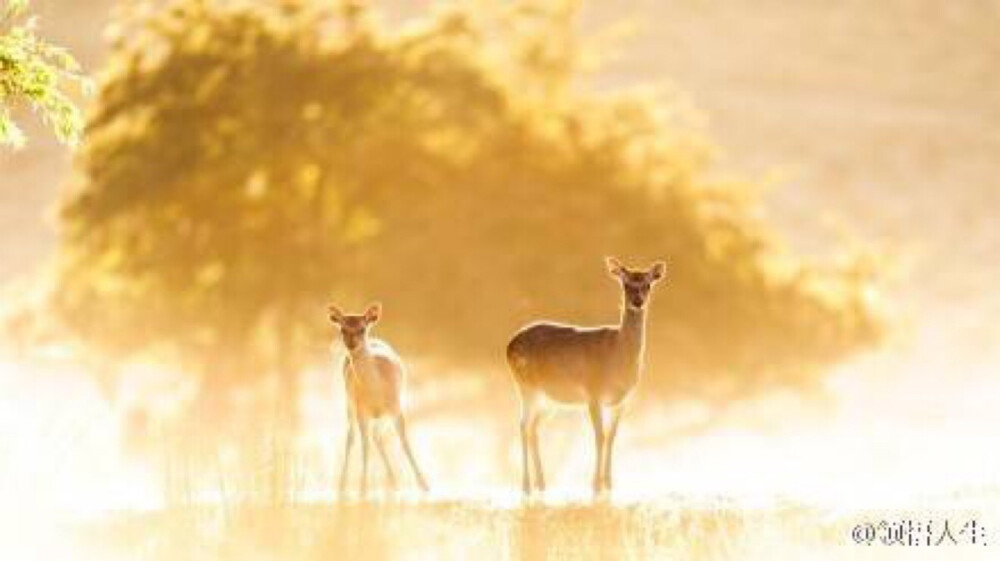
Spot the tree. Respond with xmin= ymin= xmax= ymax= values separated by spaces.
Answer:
xmin=53 ymin=0 xmax=882 ymax=436
xmin=0 ymin=0 xmax=89 ymax=148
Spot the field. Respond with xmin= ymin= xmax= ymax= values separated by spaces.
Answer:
xmin=0 ymin=354 xmax=1000 ymax=561
xmin=0 ymin=354 xmax=994 ymax=560
xmin=43 ymin=497 xmax=988 ymax=560
xmin=3 ymin=349 xmax=1000 ymax=560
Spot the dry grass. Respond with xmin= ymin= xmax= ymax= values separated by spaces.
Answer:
xmin=81 ymin=500 xmax=821 ymax=560
xmin=73 ymin=497 xmax=997 ymax=561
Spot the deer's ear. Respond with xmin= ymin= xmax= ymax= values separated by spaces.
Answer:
xmin=606 ymin=256 xmax=625 ymax=278
xmin=328 ymin=305 xmax=345 ymax=325
xmin=649 ymin=261 xmax=666 ymax=282
xmin=364 ymin=302 xmax=382 ymax=324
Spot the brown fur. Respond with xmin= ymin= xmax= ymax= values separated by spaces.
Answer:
xmin=330 ymin=302 xmax=429 ymax=497
xmin=506 ymin=257 xmax=666 ymax=495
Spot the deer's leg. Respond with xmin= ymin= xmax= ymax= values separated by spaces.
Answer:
xmin=359 ymin=417 xmax=371 ymax=498
xmin=374 ymin=428 xmax=397 ymax=491
xmin=519 ymin=414 xmax=532 ymax=494
xmin=587 ymin=401 xmax=606 ymax=496
xmin=518 ymin=393 xmax=539 ymax=495
xmin=602 ymin=406 xmax=623 ymax=492
xmin=394 ymin=415 xmax=429 ymax=492
xmin=529 ymin=410 xmax=546 ymax=493
xmin=338 ymin=418 xmax=355 ymax=498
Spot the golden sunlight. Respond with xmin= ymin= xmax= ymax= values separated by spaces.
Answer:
xmin=2 ymin=0 xmax=999 ymax=559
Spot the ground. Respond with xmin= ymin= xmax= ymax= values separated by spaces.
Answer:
xmin=65 ymin=496 xmax=996 ymax=560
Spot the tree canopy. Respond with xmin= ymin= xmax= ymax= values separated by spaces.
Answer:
xmin=0 ymin=0 xmax=89 ymax=147
xmin=53 ymin=0 xmax=883 ymax=425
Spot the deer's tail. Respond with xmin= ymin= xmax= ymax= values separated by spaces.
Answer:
xmin=505 ymin=336 xmax=532 ymax=386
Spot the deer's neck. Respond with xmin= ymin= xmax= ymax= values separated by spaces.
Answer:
xmin=618 ymin=303 xmax=648 ymax=371
xmin=347 ymin=342 xmax=376 ymax=373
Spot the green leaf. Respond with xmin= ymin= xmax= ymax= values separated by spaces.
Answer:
xmin=0 ymin=0 xmax=88 ymax=148
xmin=4 ymin=0 xmax=29 ymax=22
xmin=0 ymin=107 xmax=26 ymax=148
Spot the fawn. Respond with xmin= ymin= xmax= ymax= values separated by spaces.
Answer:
xmin=506 ymin=257 xmax=666 ymax=495
xmin=329 ymin=302 xmax=429 ymax=497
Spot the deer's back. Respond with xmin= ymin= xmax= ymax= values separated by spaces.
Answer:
xmin=507 ymin=321 xmax=631 ymax=405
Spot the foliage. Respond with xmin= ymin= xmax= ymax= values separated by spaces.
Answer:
xmin=53 ymin=0 xmax=883 ymax=424
xmin=0 ymin=0 xmax=89 ymax=148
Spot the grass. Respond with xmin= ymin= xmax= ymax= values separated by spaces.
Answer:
xmin=74 ymin=496 xmax=997 ymax=561
xmin=3 ymin=357 xmax=998 ymax=561
xmin=82 ymin=500 xmax=819 ymax=560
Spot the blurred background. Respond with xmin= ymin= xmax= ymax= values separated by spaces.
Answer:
xmin=1 ymin=0 xmax=999 ymax=534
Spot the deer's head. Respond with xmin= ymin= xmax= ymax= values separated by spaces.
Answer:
xmin=328 ymin=302 xmax=382 ymax=351
xmin=607 ymin=257 xmax=666 ymax=310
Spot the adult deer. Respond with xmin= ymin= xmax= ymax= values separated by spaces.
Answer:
xmin=330 ymin=302 xmax=429 ymax=498
xmin=506 ymin=257 xmax=666 ymax=496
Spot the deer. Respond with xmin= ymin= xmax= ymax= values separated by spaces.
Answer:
xmin=329 ymin=302 xmax=429 ymax=498
xmin=506 ymin=257 xmax=666 ymax=496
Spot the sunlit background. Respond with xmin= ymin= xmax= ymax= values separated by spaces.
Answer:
xmin=1 ymin=1 xmax=998 ymax=559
